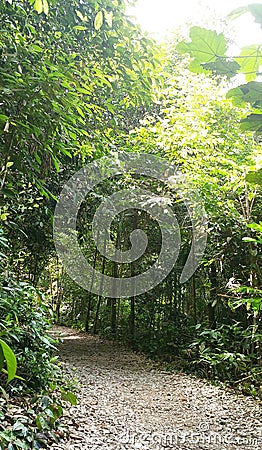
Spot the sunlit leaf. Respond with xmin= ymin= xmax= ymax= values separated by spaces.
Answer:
xmin=228 ymin=5 xmax=251 ymax=20
xmin=94 ymin=11 xmax=103 ymax=31
xmin=42 ymin=0 xmax=49 ymax=15
xmin=73 ymin=26 xmax=87 ymax=31
xmin=229 ymin=3 xmax=262 ymax=28
xmin=29 ymin=44 xmax=43 ymax=53
xmin=234 ymin=45 xmax=262 ymax=82
xmin=34 ymin=0 xmax=43 ymax=14
xmin=242 ymin=236 xmax=258 ymax=242
xmin=0 ymin=339 xmax=17 ymax=383
xmin=76 ymin=106 xmax=85 ymax=118
xmin=176 ymin=27 xmax=227 ymax=73
xmin=104 ymin=11 xmax=113 ymax=27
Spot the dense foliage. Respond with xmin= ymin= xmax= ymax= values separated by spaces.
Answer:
xmin=50 ymin=70 xmax=261 ymax=395
xmin=0 ymin=1 xmax=262 ymax=447
xmin=42 ymin=6 xmax=261 ymax=395
xmin=0 ymin=0 xmax=160 ymax=447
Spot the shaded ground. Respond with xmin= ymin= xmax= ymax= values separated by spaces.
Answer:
xmin=50 ymin=326 xmax=262 ymax=450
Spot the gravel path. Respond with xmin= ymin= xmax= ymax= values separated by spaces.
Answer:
xmin=50 ymin=326 xmax=262 ymax=450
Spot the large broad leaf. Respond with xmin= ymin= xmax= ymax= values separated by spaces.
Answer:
xmin=176 ymin=27 xmax=227 ymax=73
xmin=246 ymin=168 xmax=262 ymax=185
xmin=227 ymin=81 xmax=262 ymax=107
xmin=0 ymin=339 xmax=17 ymax=383
xmin=249 ymin=3 xmax=262 ymax=27
xmin=226 ymin=86 xmax=248 ymax=107
xmin=227 ymin=82 xmax=262 ymax=135
xmin=234 ymin=45 xmax=262 ymax=82
xmin=240 ymin=113 xmax=262 ymax=132
xmin=202 ymin=58 xmax=240 ymax=78
xmin=229 ymin=3 xmax=262 ymax=28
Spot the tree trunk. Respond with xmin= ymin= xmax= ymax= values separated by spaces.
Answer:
xmin=209 ymin=262 xmax=217 ymax=328
xmin=85 ymin=245 xmax=98 ymax=332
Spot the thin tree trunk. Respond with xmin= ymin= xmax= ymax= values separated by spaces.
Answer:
xmin=209 ymin=262 xmax=217 ymax=328
xmin=129 ymin=212 xmax=138 ymax=347
xmin=192 ymin=273 xmax=197 ymax=324
xmin=56 ymin=265 xmax=64 ymax=322
xmin=110 ymin=219 xmax=122 ymax=337
xmin=85 ymin=244 xmax=99 ymax=332
xmin=93 ymin=237 xmax=106 ymax=335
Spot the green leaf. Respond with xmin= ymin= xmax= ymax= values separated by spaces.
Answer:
xmin=94 ymin=11 xmax=103 ymax=31
xmin=46 ymin=404 xmax=63 ymax=422
xmin=36 ymin=415 xmax=47 ymax=430
xmin=234 ymin=45 xmax=262 ymax=82
xmin=240 ymin=113 xmax=262 ymax=132
xmin=42 ymin=0 xmax=49 ymax=15
xmin=0 ymin=114 xmax=9 ymax=122
xmin=248 ymin=3 xmax=262 ymax=27
xmin=202 ymin=58 xmax=240 ymax=77
xmin=0 ymin=347 xmax=4 ymax=373
xmin=1 ymin=188 xmax=16 ymax=198
xmin=229 ymin=4 xmax=262 ymax=28
xmin=228 ymin=6 xmax=250 ymax=20
xmin=227 ymin=81 xmax=262 ymax=107
xmin=247 ymin=222 xmax=262 ymax=232
xmin=0 ymin=339 xmax=17 ymax=383
xmin=61 ymin=390 xmax=78 ymax=405
xmin=104 ymin=11 xmax=113 ymax=27
xmin=35 ymin=153 xmax=42 ymax=165
xmin=246 ymin=167 xmax=262 ymax=185
xmin=34 ymin=0 xmax=43 ymax=14
xmin=176 ymin=27 xmax=227 ymax=73
xmin=226 ymin=86 xmax=245 ymax=107
xmin=73 ymin=26 xmax=87 ymax=31
xmin=52 ymin=155 xmax=60 ymax=172
xmin=29 ymin=44 xmax=43 ymax=53
xmin=76 ymin=106 xmax=85 ymax=118
xmin=60 ymin=147 xmax=72 ymax=158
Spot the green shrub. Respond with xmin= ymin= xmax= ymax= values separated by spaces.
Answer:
xmin=0 ymin=277 xmax=59 ymax=393
xmin=188 ymin=323 xmax=262 ymax=395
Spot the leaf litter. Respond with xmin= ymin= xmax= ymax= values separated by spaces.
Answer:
xmin=50 ymin=326 xmax=262 ymax=450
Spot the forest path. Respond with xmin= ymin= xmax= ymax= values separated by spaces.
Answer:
xmin=50 ymin=326 xmax=261 ymax=450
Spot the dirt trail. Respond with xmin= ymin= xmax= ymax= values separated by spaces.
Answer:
xmin=50 ymin=326 xmax=261 ymax=450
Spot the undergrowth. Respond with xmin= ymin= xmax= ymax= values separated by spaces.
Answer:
xmin=0 ymin=230 xmax=78 ymax=449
